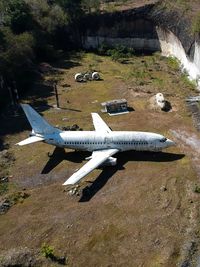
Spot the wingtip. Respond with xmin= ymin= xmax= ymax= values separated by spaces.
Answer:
xmin=63 ymin=181 xmax=74 ymax=186
xmin=63 ymin=177 xmax=76 ymax=186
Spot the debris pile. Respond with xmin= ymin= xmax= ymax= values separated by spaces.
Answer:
xmin=64 ymin=185 xmax=80 ymax=197
xmin=0 ymin=247 xmax=38 ymax=267
xmin=0 ymin=191 xmax=30 ymax=215
xmin=61 ymin=124 xmax=83 ymax=131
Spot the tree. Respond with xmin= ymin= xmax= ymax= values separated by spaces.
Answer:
xmin=0 ymin=27 xmax=35 ymax=92
xmin=81 ymin=0 xmax=100 ymax=13
xmin=0 ymin=0 xmax=33 ymax=33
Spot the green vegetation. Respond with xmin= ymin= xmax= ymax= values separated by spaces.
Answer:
xmin=82 ymin=0 xmax=100 ymax=13
xmin=41 ymin=243 xmax=67 ymax=264
xmin=167 ymin=57 xmax=180 ymax=71
xmin=0 ymin=182 xmax=9 ymax=196
xmin=180 ymin=74 xmax=196 ymax=91
xmin=41 ymin=243 xmax=55 ymax=258
xmin=98 ymin=44 xmax=134 ymax=62
xmin=0 ymin=0 xmax=84 ymax=108
xmin=6 ymin=191 xmax=29 ymax=204
xmin=161 ymin=0 xmax=190 ymax=13
xmin=194 ymin=185 xmax=200 ymax=193
xmin=192 ymin=12 xmax=200 ymax=34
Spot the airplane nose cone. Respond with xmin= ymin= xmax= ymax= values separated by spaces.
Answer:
xmin=166 ymin=139 xmax=176 ymax=147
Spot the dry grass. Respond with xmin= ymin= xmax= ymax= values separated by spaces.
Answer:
xmin=1 ymin=52 xmax=200 ymax=266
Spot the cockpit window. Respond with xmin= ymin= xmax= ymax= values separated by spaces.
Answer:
xmin=160 ymin=137 xmax=167 ymax=143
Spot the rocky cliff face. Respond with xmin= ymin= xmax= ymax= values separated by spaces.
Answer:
xmin=80 ymin=4 xmax=160 ymax=52
xmin=78 ymin=3 xmax=200 ymax=87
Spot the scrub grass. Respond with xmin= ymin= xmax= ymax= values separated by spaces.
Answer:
xmin=1 ymin=51 xmax=200 ymax=267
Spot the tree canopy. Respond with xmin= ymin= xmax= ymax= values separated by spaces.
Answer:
xmin=0 ymin=0 xmax=105 ymax=107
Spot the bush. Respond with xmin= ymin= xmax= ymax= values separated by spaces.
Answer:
xmin=167 ymin=56 xmax=180 ymax=71
xmin=192 ymin=12 xmax=200 ymax=34
xmin=41 ymin=243 xmax=55 ymax=258
xmin=98 ymin=44 xmax=134 ymax=62
xmin=194 ymin=185 xmax=200 ymax=193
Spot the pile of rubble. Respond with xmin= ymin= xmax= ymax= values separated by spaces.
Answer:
xmin=61 ymin=124 xmax=83 ymax=131
xmin=0 ymin=191 xmax=29 ymax=215
xmin=64 ymin=185 xmax=81 ymax=197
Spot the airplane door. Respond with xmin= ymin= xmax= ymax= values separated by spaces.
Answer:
xmin=149 ymin=141 xmax=156 ymax=151
xmin=105 ymin=136 xmax=113 ymax=147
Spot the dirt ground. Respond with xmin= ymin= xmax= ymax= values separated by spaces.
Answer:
xmin=1 ymin=52 xmax=200 ymax=267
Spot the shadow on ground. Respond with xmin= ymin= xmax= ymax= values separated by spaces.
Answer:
xmin=79 ymin=151 xmax=184 ymax=202
xmin=41 ymin=148 xmax=184 ymax=201
xmin=41 ymin=148 xmax=90 ymax=174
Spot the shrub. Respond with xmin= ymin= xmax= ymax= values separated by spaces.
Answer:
xmin=41 ymin=243 xmax=55 ymax=258
xmin=98 ymin=44 xmax=134 ymax=61
xmin=192 ymin=12 xmax=200 ymax=34
xmin=194 ymin=185 xmax=200 ymax=193
xmin=167 ymin=56 xmax=180 ymax=71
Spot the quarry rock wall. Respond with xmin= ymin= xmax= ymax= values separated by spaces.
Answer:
xmin=79 ymin=3 xmax=200 ymax=87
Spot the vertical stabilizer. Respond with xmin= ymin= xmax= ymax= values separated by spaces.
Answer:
xmin=21 ymin=104 xmax=60 ymax=135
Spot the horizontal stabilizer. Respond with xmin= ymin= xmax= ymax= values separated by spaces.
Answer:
xmin=16 ymin=136 xmax=44 ymax=146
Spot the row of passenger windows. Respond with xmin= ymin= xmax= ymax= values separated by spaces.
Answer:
xmin=64 ymin=141 xmax=149 ymax=145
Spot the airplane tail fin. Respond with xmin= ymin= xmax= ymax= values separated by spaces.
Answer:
xmin=20 ymin=104 xmax=60 ymax=135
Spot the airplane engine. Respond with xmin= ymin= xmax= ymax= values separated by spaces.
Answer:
xmin=92 ymin=71 xmax=100 ymax=80
xmin=75 ymin=73 xmax=83 ymax=82
xmin=103 ymin=157 xmax=117 ymax=166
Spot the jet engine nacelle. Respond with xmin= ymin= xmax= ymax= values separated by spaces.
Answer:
xmin=92 ymin=71 xmax=100 ymax=80
xmin=75 ymin=73 xmax=83 ymax=82
xmin=102 ymin=157 xmax=117 ymax=166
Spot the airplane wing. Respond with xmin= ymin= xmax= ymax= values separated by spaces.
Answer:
xmin=63 ymin=148 xmax=118 ymax=185
xmin=91 ymin=113 xmax=112 ymax=134
xmin=16 ymin=136 xmax=44 ymax=146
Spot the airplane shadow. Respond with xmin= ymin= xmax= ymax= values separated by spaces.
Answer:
xmin=41 ymin=148 xmax=184 ymax=202
xmin=41 ymin=147 xmax=90 ymax=174
xmin=79 ymin=151 xmax=185 ymax=202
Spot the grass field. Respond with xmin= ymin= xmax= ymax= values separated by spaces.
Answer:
xmin=1 ymin=52 xmax=200 ymax=266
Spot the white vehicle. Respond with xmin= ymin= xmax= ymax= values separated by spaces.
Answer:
xmin=17 ymin=104 xmax=175 ymax=185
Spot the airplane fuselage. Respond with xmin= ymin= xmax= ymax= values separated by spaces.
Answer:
xmin=44 ymin=131 xmax=174 ymax=152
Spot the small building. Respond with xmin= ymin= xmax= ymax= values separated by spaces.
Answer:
xmin=101 ymin=99 xmax=129 ymax=115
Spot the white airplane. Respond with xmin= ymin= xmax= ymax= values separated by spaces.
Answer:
xmin=16 ymin=104 xmax=175 ymax=185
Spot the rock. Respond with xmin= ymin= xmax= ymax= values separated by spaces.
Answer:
xmin=156 ymin=93 xmax=165 ymax=109
xmin=0 ymin=177 xmax=9 ymax=183
xmin=0 ymin=247 xmax=38 ymax=267
xmin=154 ymin=239 xmax=160 ymax=246
xmin=67 ymin=186 xmax=80 ymax=196
xmin=0 ymin=200 xmax=11 ymax=214
xmin=71 ymin=124 xmax=79 ymax=131
xmin=0 ymin=192 xmax=30 ymax=215
xmin=160 ymin=185 xmax=167 ymax=191
xmin=149 ymin=93 xmax=172 ymax=112
xmin=57 ymin=256 xmax=67 ymax=265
